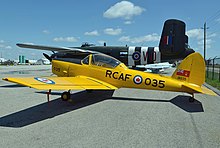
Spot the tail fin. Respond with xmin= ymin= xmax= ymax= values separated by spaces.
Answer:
xmin=159 ymin=19 xmax=194 ymax=62
xmin=172 ymin=53 xmax=216 ymax=95
xmin=172 ymin=52 xmax=205 ymax=86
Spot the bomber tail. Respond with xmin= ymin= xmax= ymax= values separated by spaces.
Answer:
xmin=159 ymin=19 xmax=195 ymax=62
xmin=171 ymin=52 xmax=216 ymax=95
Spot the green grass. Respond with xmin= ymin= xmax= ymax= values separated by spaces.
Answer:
xmin=206 ymin=77 xmax=220 ymax=90
xmin=206 ymin=71 xmax=220 ymax=80
xmin=205 ymin=70 xmax=220 ymax=90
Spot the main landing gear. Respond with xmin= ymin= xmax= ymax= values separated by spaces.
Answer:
xmin=45 ymin=90 xmax=71 ymax=102
xmin=61 ymin=90 xmax=71 ymax=101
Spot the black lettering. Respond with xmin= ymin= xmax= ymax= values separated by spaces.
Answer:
xmin=177 ymin=76 xmax=186 ymax=81
xmin=158 ymin=80 xmax=165 ymax=88
xmin=144 ymin=77 xmax=165 ymax=88
xmin=152 ymin=79 xmax=157 ymax=87
xmin=106 ymin=70 xmax=112 ymax=78
xmin=145 ymin=78 xmax=151 ymax=85
xmin=113 ymin=72 xmax=119 ymax=79
xmin=125 ymin=74 xmax=132 ymax=81
xmin=53 ymin=67 xmax=60 ymax=72
xmin=118 ymin=73 xmax=125 ymax=81
xmin=106 ymin=70 xmax=131 ymax=81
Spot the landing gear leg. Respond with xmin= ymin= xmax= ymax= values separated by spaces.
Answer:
xmin=61 ymin=90 xmax=71 ymax=101
xmin=189 ymin=94 xmax=195 ymax=103
xmin=47 ymin=89 xmax=51 ymax=102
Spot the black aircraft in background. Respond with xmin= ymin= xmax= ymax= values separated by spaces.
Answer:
xmin=17 ymin=19 xmax=194 ymax=68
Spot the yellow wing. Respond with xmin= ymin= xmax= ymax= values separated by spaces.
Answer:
xmin=2 ymin=76 xmax=117 ymax=90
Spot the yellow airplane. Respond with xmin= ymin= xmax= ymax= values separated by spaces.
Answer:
xmin=2 ymin=52 xmax=216 ymax=102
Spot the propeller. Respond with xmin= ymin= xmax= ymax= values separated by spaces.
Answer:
xmin=43 ymin=53 xmax=52 ymax=62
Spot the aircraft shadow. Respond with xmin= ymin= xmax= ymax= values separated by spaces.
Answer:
xmin=112 ymin=97 xmax=170 ymax=103
xmin=0 ymin=92 xmax=203 ymax=128
xmin=170 ymin=95 xmax=204 ymax=113
xmin=112 ymin=95 xmax=204 ymax=113
xmin=36 ymin=91 xmax=63 ymax=96
xmin=0 ymin=84 xmax=27 ymax=88
xmin=0 ymin=90 xmax=114 ymax=128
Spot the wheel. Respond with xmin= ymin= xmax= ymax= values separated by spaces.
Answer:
xmin=189 ymin=97 xmax=195 ymax=103
xmin=61 ymin=91 xmax=70 ymax=101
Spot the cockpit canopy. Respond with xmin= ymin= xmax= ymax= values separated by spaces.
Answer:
xmin=82 ymin=54 xmax=121 ymax=68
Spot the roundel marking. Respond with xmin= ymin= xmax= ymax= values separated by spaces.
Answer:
xmin=34 ymin=77 xmax=55 ymax=84
xmin=132 ymin=51 xmax=141 ymax=61
xmin=133 ymin=75 xmax=143 ymax=84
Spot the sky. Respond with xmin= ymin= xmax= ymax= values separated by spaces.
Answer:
xmin=0 ymin=0 xmax=220 ymax=60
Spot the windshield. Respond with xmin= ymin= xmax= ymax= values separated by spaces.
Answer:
xmin=81 ymin=55 xmax=89 ymax=65
xmin=91 ymin=54 xmax=121 ymax=68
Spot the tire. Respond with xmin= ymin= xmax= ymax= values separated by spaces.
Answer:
xmin=189 ymin=97 xmax=195 ymax=103
xmin=61 ymin=91 xmax=70 ymax=101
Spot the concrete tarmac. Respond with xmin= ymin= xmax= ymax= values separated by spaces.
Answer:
xmin=0 ymin=65 xmax=220 ymax=148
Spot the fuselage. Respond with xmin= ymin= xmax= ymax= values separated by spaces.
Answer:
xmin=76 ymin=46 xmax=161 ymax=65
xmin=68 ymin=45 xmax=194 ymax=66
xmin=51 ymin=54 xmax=189 ymax=93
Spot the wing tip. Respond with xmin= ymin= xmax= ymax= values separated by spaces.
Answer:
xmin=16 ymin=43 xmax=24 ymax=47
xmin=2 ymin=78 xmax=8 ymax=81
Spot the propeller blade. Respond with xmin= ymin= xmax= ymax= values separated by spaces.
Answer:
xmin=43 ymin=53 xmax=52 ymax=62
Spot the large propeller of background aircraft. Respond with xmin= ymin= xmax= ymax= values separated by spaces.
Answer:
xmin=17 ymin=19 xmax=194 ymax=70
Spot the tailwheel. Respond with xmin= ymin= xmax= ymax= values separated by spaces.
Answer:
xmin=189 ymin=94 xmax=195 ymax=102
xmin=189 ymin=97 xmax=195 ymax=102
xmin=61 ymin=91 xmax=70 ymax=101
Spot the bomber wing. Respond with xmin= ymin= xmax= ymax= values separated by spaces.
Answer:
xmin=16 ymin=43 xmax=99 ymax=53
xmin=17 ymin=43 xmax=74 ymax=52
xmin=2 ymin=76 xmax=117 ymax=90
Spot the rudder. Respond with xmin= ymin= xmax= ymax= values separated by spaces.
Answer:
xmin=159 ymin=19 xmax=195 ymax=62
xmin=172 ymin=52 xmax=205 ymax=87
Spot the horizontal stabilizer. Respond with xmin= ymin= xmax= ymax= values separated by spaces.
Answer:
xmin=182 ymin=83 xmax=217 ymax=96
xmin=201 ymin=85 xmax=217 ymax=96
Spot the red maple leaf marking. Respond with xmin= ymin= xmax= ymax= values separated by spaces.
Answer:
xmin=177 ymin=69 xmax=190 ymax=77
